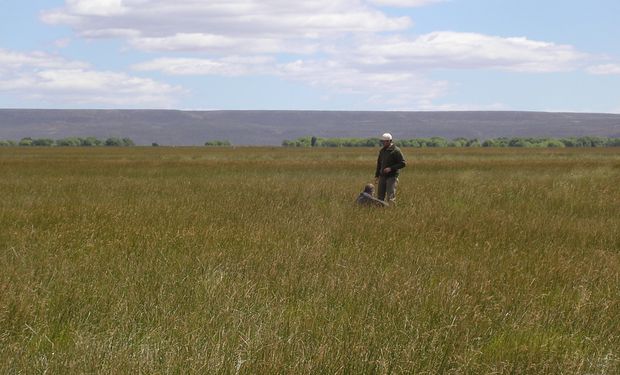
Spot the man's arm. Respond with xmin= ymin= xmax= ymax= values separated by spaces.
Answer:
xmin=389 ymin=149 xmax=406 ymax=171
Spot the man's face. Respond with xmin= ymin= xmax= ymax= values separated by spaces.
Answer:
xmin=381 ymin=140 xmax=391 ymax=147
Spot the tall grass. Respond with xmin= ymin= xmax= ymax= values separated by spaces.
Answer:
xmin=1 ymin=147 xmax=619 ymax=374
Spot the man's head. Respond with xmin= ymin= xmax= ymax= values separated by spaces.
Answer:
xmin=363 ymin=183 xmax=375 ymax=195
xmin=380 ymin=133 xmax=393 ymax=147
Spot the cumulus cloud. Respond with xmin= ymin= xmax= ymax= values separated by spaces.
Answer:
xmin=367 ymin=0 xmax=444 ymax=7
xmin=351 ymin=32 xmax=586 ymax=72
xmin=274 ymin=31 xmax=586 ymax=106
xmin=277 ymin=59 xmax=449 ymax=108
xmin=65 ymin=0 xmax=128 ymax=16
xmin=586 ymin=64 xmax=620 ymax=75
xmin=128 ymin=33 xmax=316 ymax=54
xmin=127 ymin=31 xmax=588 ymax=108
xmin=37 ymin=1 xmax=592 ymax=108
xmin=0 ymin=49 xmax=183 ymax=108
xmin=133 ymin=56 xmax=275 ymax=76
xmin=0 ymin=49 xmax=88 ymax=71
xmin=42 ymin=0 xmax=411 ymax=54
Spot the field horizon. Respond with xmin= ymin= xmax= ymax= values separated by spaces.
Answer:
xmin=1 ymin=147 xmax=619 ymax=373
xmin=2 ymin=109 xmax=620 ymax=146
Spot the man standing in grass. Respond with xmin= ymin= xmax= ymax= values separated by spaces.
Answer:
xmin=375 ymin=133 xmax=406 ymax=204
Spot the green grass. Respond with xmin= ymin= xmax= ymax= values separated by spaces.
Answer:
xmin=1 ymin=147 xmax=619 ymax=374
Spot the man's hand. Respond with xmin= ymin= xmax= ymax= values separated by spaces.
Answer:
xmin=383 ymin=167 xmax=392 ymax=174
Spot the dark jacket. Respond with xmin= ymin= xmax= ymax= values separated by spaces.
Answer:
xmin=375 ymin=143 xmax=406 ymax=178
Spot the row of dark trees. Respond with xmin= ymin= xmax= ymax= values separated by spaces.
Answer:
xmin=0 ymin=137 xmax=236 ymax=147
xmin=0 ymin=137 xmax=136 ymax=147
xmin=4 ymin=135 xmax=619 ymax=148
xmin=283 ymin=136 xmax=620 ymax=148
xmin=204 ymin=140 xmax=231 ymax=146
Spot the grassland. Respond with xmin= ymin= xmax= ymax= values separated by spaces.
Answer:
xmin=1 ymin=147 xmax=619 ymax=374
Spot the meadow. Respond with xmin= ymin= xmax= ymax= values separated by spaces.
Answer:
xmin=1 ymin=146 xmax=619 ymax=374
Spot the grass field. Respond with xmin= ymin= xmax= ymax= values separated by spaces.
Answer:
xmin=1 ymin=147 xmax=619 ymax=374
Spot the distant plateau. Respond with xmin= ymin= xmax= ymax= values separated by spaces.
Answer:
xmin=1 ymin=109 xmax=619 ymax=146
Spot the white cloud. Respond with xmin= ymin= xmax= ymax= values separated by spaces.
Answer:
xmin=131 ymin=33 xmax=243 ymax=51
xmin=133 ymin=56 xmax=275 ymax=76
xmin=66 ymin=0 xmax=128 ymax=16
xmin=0 ymin=49 xmax=88 ymax=71
xmin=0 ymin=49 xmax=183 ymax=108
xmin=367 ymin=0 xmax=444 ymax=7
xmin=42 ymin=0 xmax=411 ymax=54
xmin=81 ymin=28 xmax=141 ymax=38
xmin=277 ymin=59 xmax=448 ymax=108
xmin=586 ymin=64 xmax=620 ymax=75
xmin=37 ymin=1 xmax=593 ymax=109
xmin=351 ymin=32 xmax=586 ymax=72
xmin=126 ymin=30 xmax=588 ymax=108
xmin=128 ymin=33 xmax=315 ymax=54
xmin=132 ymin=54 xmax=450 ymax=109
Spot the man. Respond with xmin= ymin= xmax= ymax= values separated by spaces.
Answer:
xmin=375 ymin=133 xmax=406 ymax=204
xmin=355 ymin=183 xmax=388 ymax=207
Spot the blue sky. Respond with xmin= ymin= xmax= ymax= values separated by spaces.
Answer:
xmin=1 ymin=0 xmax=619 ymax=112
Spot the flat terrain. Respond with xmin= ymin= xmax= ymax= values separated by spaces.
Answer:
xmin=1 ymin=147 xmax=619 ymax=373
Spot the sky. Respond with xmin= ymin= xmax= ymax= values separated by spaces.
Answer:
xmin=1 ymin=0 xmax=619 ymax=112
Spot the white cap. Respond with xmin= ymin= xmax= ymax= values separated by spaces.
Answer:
xmin=381 ymin=133 xmax=393 ymax=141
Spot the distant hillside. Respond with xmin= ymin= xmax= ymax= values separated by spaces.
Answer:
xmin=1 ymin=109 xmax=619 ymax=146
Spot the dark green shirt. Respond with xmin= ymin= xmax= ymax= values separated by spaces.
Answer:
xmin=375 ymin=144 xmax=406 ymax=178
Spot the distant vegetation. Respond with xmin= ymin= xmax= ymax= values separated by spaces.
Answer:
xmin=0 ymin=137 xmax=236 ymax=147
xmin=4 ymin=136 xmax=619 ymax=148
xmin=0 ymin=137 xmax=135 ymax=147
xmin=204 ymin=140 xmax=232 ymax=146
xmin=283 ymin=136 xmax=620 ymax=148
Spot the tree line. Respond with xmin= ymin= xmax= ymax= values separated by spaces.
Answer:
xmin=0 ymin=137 xmax=236 ymax=147
xmin=204 ymin=140 xmax=231 ymax=146
xmin=4 ymin=135 xmax=619 ymax=148
xmin=282 ymin=136 xmax=620 ymax=148
xmin=0 ymin=137 xmax=136 ymax=147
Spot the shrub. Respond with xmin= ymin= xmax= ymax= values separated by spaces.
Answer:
xmin=204 ymin=140 xmax=231 ymax=147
